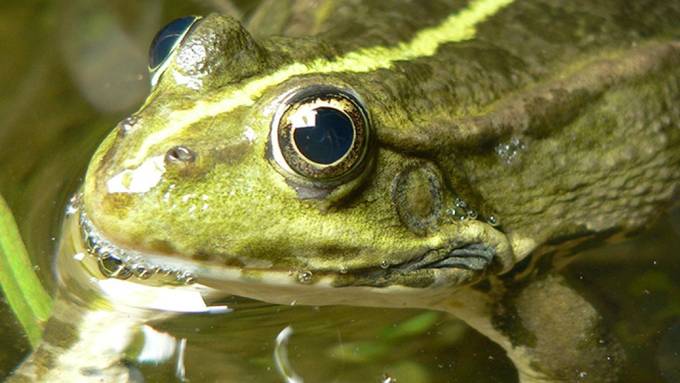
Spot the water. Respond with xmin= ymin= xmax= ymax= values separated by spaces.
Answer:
xmin=136 ymin=300 xmax=513 ymax=382
xmin=1 ymin=1 xmax=679 ymax=381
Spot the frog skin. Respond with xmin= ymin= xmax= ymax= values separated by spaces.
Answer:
xmin=8 ymin=0 xmax=680 ymax=382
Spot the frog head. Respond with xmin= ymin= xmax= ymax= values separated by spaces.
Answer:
xmin=80 ymin=14 xmax=515 ymax=299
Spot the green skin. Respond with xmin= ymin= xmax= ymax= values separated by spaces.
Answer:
xmin=8 ymin=0 xmax=680 ymax=382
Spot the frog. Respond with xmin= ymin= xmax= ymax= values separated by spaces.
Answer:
xmin=6 ymin=0 xmax=680 ymax=382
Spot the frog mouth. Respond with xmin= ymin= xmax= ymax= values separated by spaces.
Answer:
xmin=79 ymin=211 xmax=197 ymax=285
xmin=323 ymin=242 xmax=501 ymax=289
xmin=79 ymin=208 xmax=505 ymax=290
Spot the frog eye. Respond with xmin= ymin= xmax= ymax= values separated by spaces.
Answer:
xmin=148 ymin=16 xmax=200 ymax=87
xmin=271 ymin=86 xmax=370 ymax=181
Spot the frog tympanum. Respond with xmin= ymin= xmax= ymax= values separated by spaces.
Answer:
xmin=9 ymin=1 xmax=680 ymax=382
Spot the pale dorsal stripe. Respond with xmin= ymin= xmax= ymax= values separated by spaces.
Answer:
xmin=129 ymin=0 xmax=515 ymax=165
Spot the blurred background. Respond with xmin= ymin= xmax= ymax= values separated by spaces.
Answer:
xmin=0 ymin=0 xmax=678 ymax=381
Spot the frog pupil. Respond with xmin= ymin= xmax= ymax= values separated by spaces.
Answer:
xmin=292 ymin=107 xmax=354 ymax=165
xmin=148 ymin=16 xmax=197 ymax=70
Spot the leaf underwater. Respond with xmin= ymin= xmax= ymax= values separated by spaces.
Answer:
xmin=0 ymin=195 xmax=53 ymax=347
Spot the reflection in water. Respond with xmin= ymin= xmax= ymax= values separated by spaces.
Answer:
xmin=176 ymin=338 xmax=187 ymax=382
xmin=274 ymin=326 xmax=303 ymax=383
xmin=137 ymin=325 xmax=177 ymax=365
xmin=133 ymin=299 xmax=514 ymax=383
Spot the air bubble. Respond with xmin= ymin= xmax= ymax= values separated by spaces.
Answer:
xmin=455 ymin=198 xmax=467 ymax=209
xmin=177 ymin=271 xmax=197 ymax=285
xmin=65 ymin=194 xmax=81 ymax=216
xmin=85 ymin=232 xmax=98 ymax=250
xmin=487 ymin=215 xmax=499 ymax=226
xmin=296 ymin=270 xmax=313 ymax=284
xmin=495 ymin=136 xmax=526 ymax=164
xmin=98 ymin=253 xmax=132 ymax=280
xmin=132 ymin=264 xmax=153 ymax=279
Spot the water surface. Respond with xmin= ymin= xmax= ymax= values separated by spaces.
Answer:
xmin=0 ymin=1 xmax=678 ymax=381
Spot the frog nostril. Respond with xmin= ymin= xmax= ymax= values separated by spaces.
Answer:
xmin=165 ymin=145 xmax=196 ymax=164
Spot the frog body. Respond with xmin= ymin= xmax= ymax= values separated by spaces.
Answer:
xmin=8 ymin=1 xmax=680 ymax=382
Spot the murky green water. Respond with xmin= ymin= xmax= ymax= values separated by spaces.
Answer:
xmin=0 ymin=1 xmax=678 ymax=382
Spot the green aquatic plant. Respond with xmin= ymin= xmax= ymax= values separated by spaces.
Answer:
xmin=0 ymin=195 xmax=52 ymax=347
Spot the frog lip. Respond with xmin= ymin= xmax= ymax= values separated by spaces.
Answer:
xmin=79 ymin=211 xmax=197 ymax=284
xmin=333 ymin=243 xmax=497 ymax=280
xmin=322 ymin=243 xmax=498 ymax=289
xmin=79 ymin=208 xmax=497 ymax=288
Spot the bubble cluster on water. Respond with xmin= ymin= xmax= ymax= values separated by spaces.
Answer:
xmin=445 ymin=196 xmax=500 ymax=228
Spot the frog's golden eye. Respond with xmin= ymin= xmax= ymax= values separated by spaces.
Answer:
xmin=148 ymin=16 xmax=200 ymax=87
xmin=271 ymin=86 xmax=370 ymax=181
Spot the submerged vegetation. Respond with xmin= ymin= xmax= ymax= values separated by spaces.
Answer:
xmin=0 ymin=195 xmax=52 ymax=347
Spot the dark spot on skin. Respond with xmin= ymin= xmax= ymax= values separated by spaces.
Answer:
xmin=165 ymin=145 xmax=196 ymax=164
xmin=79 ymin=367 xmax=103 ymax=376
xmin=102 ymin=193 xmax=133 ymax=220
xmin=28 ymin=317 xmax=84 ymax=376
xmin=471 ymin=278 xmax=494 ymax=293
xmin=392 ymin=163 xmax=443 ymax=235
xmin=332 ymin=268 xmax=437 ymax=288
xmin=492 ymin=294 xmax=538 ymax=348
xmin=192 ymin=250 xmax=213 ymax=262
xmin=213 ymin=141 xmax=251 ymax=165
xmin=222 ymin=257 xmax=246 ymax=268
xmin=147 ymin=239 xmax=178 ymax=255
xmin=31 ymin=347 xmax=57 ymax=372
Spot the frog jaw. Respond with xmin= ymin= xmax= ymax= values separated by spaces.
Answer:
xmin=79 ymin=206 xmax=513 ymax=293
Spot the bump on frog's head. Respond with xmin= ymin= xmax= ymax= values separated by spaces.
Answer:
xmin=80 ymin=14 xmax=516 ymax=297
xmin=148 ymin=14 xmax=270 ymax=91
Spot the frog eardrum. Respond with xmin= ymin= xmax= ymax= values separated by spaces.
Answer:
xmin=148 ymin=16 xmax=201 ymax=87
xmin=270 ymin=86 xmax=371 ymax=182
